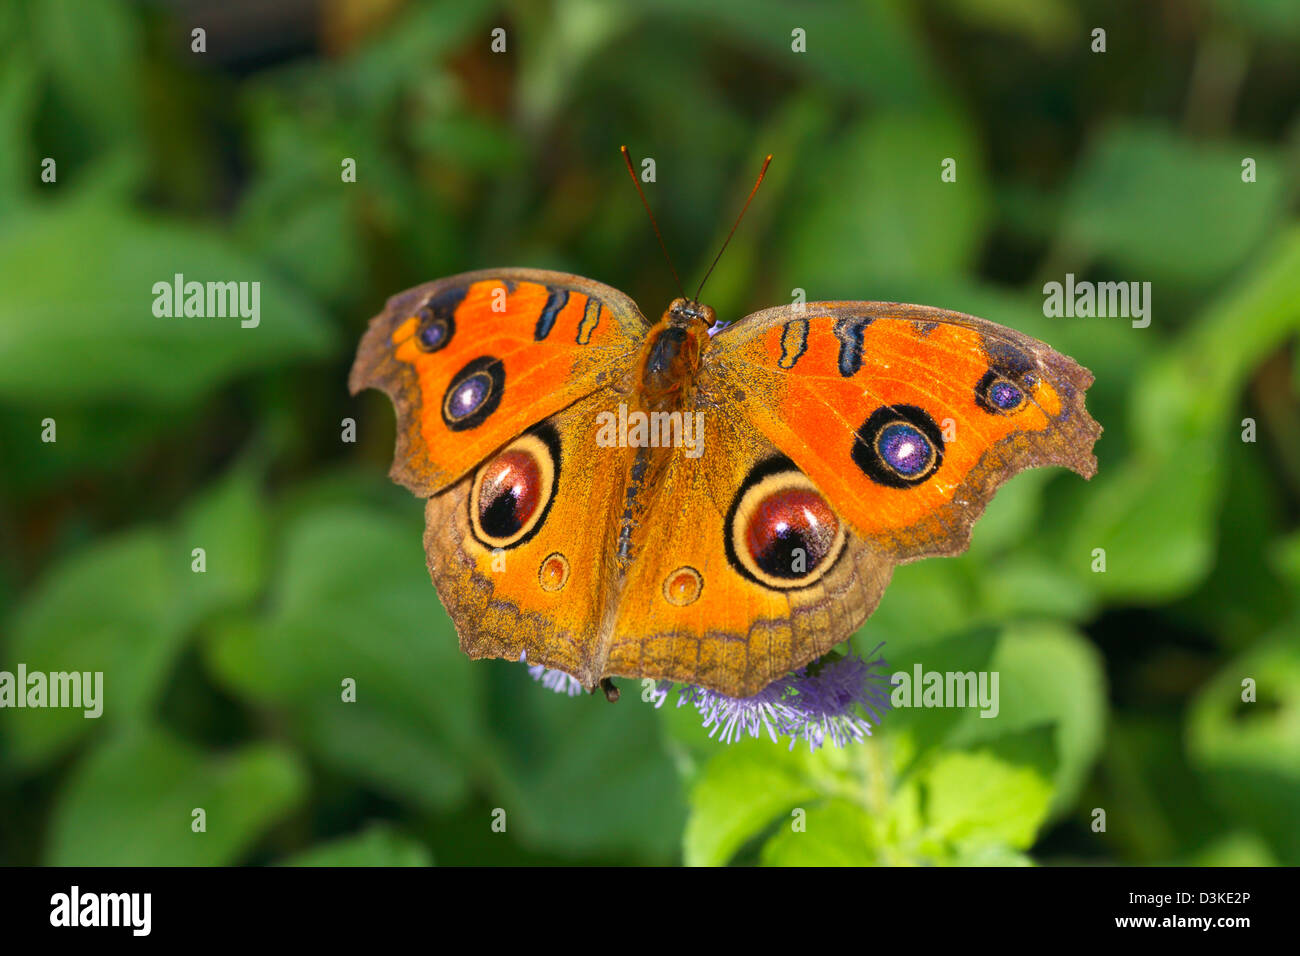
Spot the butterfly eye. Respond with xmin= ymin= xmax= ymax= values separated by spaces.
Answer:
xmin=469 ymin=431 xmax=558 ymax=550
xmin=975 ymin=369 xmax=1028 ymax=414
xmin=726 ymin=462 xmax=845 ymax=590
xmin=853 ymin=405 xmax=945 ymax=488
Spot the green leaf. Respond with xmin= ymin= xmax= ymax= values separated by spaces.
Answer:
xmin=1132 ymin=228 xmax=1300 ymax=455
xmin=936 ymin=0 xmax=1078 ymax=47
xmin=0 ymin=404 xmax=188 ymax=495
xmin=760 ymin=798 xmax=876 ymax=866
xmin=204 ymin=500 xmax=685 ymax=859
xmin=1188 ymin=634 xmax=1300 ymax=776
xmin=46 ymin=726 xmax=306 ymax=865
xmin=1062 ymin=123 xmax=1284 ymax=284
xmin=277 ymin=824 xmax=433 ymax=867
xmin=1 ymin=462 xmax=280 ymax=770
xmin=175 ymin=464 xmax=270 ymax=619
xmin=976 ymin=555 xmax=1095 ymax=622
xmin=0 ymin=52 xmax=37 ymax=216
xmin=1066 ymin=227 xmax=1300 ymax=601
xmin=203 ymin=506 xmax=485 ymax=813
xmin=1187 ymin=632 xmax=1300 ymax=863
xmin=1210 ymin=0 xmax=1300 ymax=38
xmin=1274 ymin=532 xmax=1300 ymax=587
xmin=785 ymin=110 xmax=990 ymax=292
xmin=244 ymin=190 xmax=366 ymax=307
xmin=963 ymin=468 xmax=1053 ymax=558
xmin=630 ymin=0 xmax=943 ymax=107
xmin=865 ymin=560 xmax=977 ymax=650
xmin=486 ymin=658 xmax=686 ymax=858
xmin=487 ymin=666 xmax=687 ymax=861
xmin=949 ymin=843 xmax=1036 ymax=866
xmin=1176 ymin=449 xmax=1294 ymax=648
xmin=683 ymin=744 xmax=819 ymax=866
xmin=1066 ymin=437 xmax=1221 ymax=600
xmin=2 ymin=529 xmax=185 ymax=769
xmin=337 ymin=0 xmax=497 ymax=107
xmin=31 ymin=0 xmax=143 ymax=148
xmin=1186 ymin=831 xmax=1280 ymax=867
xmin=876 ymin=626 xmax=1000 ymax=759
xmin=1098 ymin=715 xmax=1223 ymax=863
xmin=515 ymin=0 xmax=629 ymax=130
xmin=0 ymin=198 xmax=334 ymax=404
xmin=950 ymin=623 xmax=1106 ymax=816
xmin=919 ymin=738 xmax=1054 ymax=851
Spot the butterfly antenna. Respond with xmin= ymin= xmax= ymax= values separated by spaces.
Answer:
xmin=694 ymin=153 xmax=772 ymax=304
xmin=621 ymin=145 xmax=687 ymax=301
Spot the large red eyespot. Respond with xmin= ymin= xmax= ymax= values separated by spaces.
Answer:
xmin=745 ymin=488 xmax=839 ymax=579
xmin=478 ymin=451 xmax=541 ymax=537
xmin=469 ymin=431 xmax=558 ymax=549
xmin=727 ymin=462 xmax=845 ymax=590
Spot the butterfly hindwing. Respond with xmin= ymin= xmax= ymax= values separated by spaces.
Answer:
xmin=422 ymin=390 xmax=637 ymax=684
xmin=349 ymin=268 xmax=648 ymax=496
xmin=605 ymin=411 xmax=894 ymax=696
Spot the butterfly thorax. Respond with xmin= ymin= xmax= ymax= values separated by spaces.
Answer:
xmin=638 ymin=298 xmax=714 ymax=407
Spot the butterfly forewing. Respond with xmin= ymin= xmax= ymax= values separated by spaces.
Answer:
xmin=349 ymin=268 xmax=649 ymax=497
xmin=704 ymin=301 xmax=1101 ymax=561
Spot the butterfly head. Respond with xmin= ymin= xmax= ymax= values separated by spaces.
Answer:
xmin=666 ymin=297 xmax=717 ymax=331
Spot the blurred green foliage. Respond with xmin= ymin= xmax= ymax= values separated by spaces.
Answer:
xmin=1 ymin=0 xmax=1298 ymax=866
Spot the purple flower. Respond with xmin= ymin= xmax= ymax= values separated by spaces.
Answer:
xmin=529 ymin=665 xmax=583 ymax=696
xmin=670 ymin=644 xmax=890 ymax=750
xmin=648 ymin=680 xmax=672 ymax=709
xmin=678 ymin=679 xmax=796 ymax=745
xmin=780 ymin=643 xmax=891 ymax=752
xmin=518 ymin=645 xmax=891 ymax=753
xmin=519 ymin=651 xmax=583 ymax=697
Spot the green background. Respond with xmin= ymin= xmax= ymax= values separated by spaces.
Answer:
xmin=2 ymin=0 xmax=1298 ymax=866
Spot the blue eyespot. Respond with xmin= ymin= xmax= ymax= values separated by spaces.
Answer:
xmin=853 ymin=405 xmax=945 ymax=488
xmin=876 ymin=423 xmax=933 ymax=476
xmin=413 ymin=288 xmax=464 ymax=353
xmin=988 ymin=380 xmax=1023 ymax=410
xmin=448 ymin=373 xmax=491 ymax=418
xmin=442 ymin=357 xmax=505 ymax=431
xmin=976 ymin=369 xmax=1028 ymax=415
xmin=419 ymin=318 xmax=449 ymax=349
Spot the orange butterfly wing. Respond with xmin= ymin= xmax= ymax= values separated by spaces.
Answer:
xmin=421 ymin=390 xmax=638 ymax=683
xmin=595 ymin=301 xmax=1101 ymax=696
xmin=704 ymin=301 xmax=1102 ymax=560
xmin=349 ymin=268 xmax=647 ymax=496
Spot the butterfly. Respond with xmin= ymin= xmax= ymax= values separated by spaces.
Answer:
xmin=350 ymin=152 xmax=1101 ymax=701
